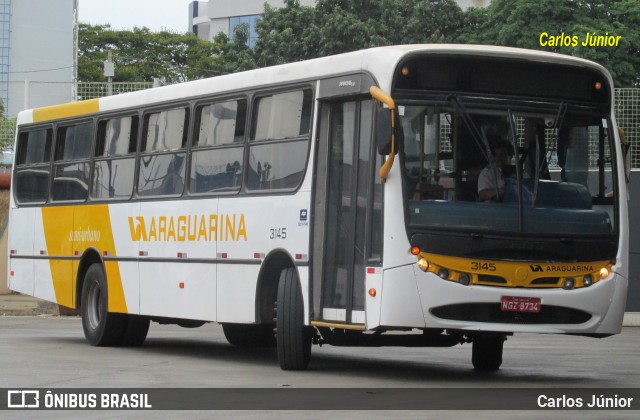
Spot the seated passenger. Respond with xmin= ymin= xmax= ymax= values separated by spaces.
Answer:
xmin=477 ymin=140 xmax=514 ymax=202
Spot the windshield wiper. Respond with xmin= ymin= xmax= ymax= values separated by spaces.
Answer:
xmin=449 ymin=95 xmax=492 ymax=164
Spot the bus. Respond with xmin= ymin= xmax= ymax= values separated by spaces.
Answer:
xmin=8 ymin=45 xmax=628 ymax=371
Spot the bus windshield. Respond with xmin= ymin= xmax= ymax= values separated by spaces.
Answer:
xmin=399 ymin=100 xmax=616 ymax=240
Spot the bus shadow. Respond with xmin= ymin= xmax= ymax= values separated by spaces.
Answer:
xmin=110 ymin=336 xmax=597 ymax=385
xmin=40 ymin=325 xmax=608 ymax=386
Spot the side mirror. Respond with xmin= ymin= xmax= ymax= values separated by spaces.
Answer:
xmin=370 ymin=86 xmax=402 ymax=182
xmin=623 ymin=142 xmax=631 ymax=183
xmin=375 ymin=106 xmax=393 ymax=155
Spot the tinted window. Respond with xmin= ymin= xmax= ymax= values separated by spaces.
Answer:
xmin=247 ymin=141 xmax=309 ymax=190
xmin=96 ymin=116 xmax=138 ymax=156
xmin=14 ymin=169 xmax=50 ymax=204
xmin=196 ymin=100 xmax=246 ymax=146
xmin=143 ymin=108 xmax=188 ymax=151
xmin=190 ymin=148 xmax=244 ymax=194
xmin=55 ymin=122 xmax=93 ymax=161
xmin=15 ymin=128 xmax=53 ymax=204
xmin=17 ymin=129 xmax=52 ymax=164
xmin=92 ymin=158 xmax=135 ymax=200
xmin=251 ymin=90 xmax=312 ymax=141
xmin=51 ymin=162 xmax=90 ymax=202
xmin=138 ymin=153 xmax=186 ymax=197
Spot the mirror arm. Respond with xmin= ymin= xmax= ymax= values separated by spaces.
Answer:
xmin=370 ymin=86 xmax=397 ymax=182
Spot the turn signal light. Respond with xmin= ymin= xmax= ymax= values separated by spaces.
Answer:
xmin=410 ymin=246 xmax=420 ymax=255
xmin=599 ymin=267 xmax=609 ymax=279
xmin=417 ymin=258 xmax=429 ymax=272
xmin=368 ymin=288 xmax=377 ymax=297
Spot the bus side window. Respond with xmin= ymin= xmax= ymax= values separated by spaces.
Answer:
xmin=247 ymin=89 xmax=312 ymax=191
xmin=138 ymin=107 xmax=188 ymax=197
xmin=14 ymin=128 xmax=52 ymax=204
xmin=51 ymin=122 xmax=93 ymax=202
xmin=92 ymin=116 xmax=138 ymax=200
xmin=189 ymin=99 xmax=246 ymax=194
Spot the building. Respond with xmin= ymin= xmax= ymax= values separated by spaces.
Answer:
xmin=189 ymin=1 xmax=490 ymax=46
xmin=0 ymin=0 xmax=76 ymax=117
xmin=190 ymin=0 xmax=315 ymax=46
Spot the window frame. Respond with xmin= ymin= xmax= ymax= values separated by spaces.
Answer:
xmin=188 ymin=96 xmax=248 ymax=196
xmin=13 ymin=125 xmax=54 ymax=205
xmin=90 ymin=113 xmax=140 ymax=202
xmin=136 ymin=104 xmax=191 ymax=199
xmin=245 ymin=86 xmax=314 ymax=193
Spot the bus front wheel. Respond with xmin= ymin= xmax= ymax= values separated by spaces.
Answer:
xmin=472 ymin=334 xmax=506 ymax=371
xmin=276 ymin=267 xmax=312 ymax=370
xmin=81 ymin=263 xmax=126 ymax=346
xmin=222 ymin=323 xmax=276 ymax=347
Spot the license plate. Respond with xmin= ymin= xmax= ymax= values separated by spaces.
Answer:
xmin=500 ymin=296 xmax=541 ymax=313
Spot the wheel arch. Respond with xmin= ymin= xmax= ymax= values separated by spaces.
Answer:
xmin=75 ymin=247 xmax=104 ymax=309
xmin=255 ymin=248 xmax=297 ymax=324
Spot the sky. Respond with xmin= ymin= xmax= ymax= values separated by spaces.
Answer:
xmin=78 ymin=0 xmax=195 ymax=33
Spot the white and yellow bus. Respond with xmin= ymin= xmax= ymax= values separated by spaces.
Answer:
xmin=9 ymin=45 xmax=628 ymax=371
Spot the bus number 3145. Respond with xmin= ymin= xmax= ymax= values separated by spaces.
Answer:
xmin=471 ymin=262 xmax=497 ymax=272
xmin=269 ymin=228 xmax=287 ymax=240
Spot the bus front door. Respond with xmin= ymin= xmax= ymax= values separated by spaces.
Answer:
xmin=312 ymin=100 xmax=378 ymax=326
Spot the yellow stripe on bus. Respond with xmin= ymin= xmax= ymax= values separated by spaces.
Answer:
xmin=32 ymin=99 xmax=100 ymax=123
xmin=42 ymin=205 xmax=128 ymax=313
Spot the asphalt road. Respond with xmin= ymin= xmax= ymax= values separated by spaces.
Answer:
xmin=0 ymin=316 xmax=638 ymax=419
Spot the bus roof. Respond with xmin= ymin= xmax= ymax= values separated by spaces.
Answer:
xmin=19 ymin=44 xmax=613 ymax=125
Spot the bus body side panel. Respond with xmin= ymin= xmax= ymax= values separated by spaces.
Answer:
xmin=140 ymin=262 xmax=217 ymax=321
xmin=378 ymin=265 xmax=425 ymax=328
xmin=41 ymin=206 xmax=74 ymax=308
xmin=8 ymin=207 xmax=36 ymax=296
xmin=364 ymin=268 xmax=383 ymax=329
xmin=216 ymin=193 xmax=312 ymax=323
xmin=136 ymin=199 xmax=218 ymax=321
xmin=38 ymin=204 xmax=132 ymax=311
xmin=33 ymin=209 xmax=56 ymax=303
xmin=110 ymin=201 xmax=141 ymax=314
xmin=217 ymin=264 xmax=260 ymax=323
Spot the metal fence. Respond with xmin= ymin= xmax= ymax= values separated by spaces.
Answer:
xmin=1 ymin=83 xmax=639 ymax=169
xmin=76 ymin=82 xmax=153 ymax=101
xmin=615 ymin=88 xmax=640 ymax=169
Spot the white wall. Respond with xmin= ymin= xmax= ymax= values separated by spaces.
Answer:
xmin=8 ymin=0 xmax=75 ymax=116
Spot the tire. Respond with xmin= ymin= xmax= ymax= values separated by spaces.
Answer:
xmin=81 ymin=263 xmax=126 ymax=346
xmin=119 ymin=315 xmax=150 ymax=346
xmin=472 ymin=334 xmax=506 ymax=371
xmin=276 ymin=267 xmax=312 ymax=370
xmin=222 ymin=323 xmax=276 ymax=348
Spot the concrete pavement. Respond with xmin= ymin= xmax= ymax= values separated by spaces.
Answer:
xmin=0 ymin=293 xmax=60 ymax=316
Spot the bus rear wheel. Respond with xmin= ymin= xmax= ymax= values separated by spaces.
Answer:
xmin=472 ymin=334 xmax=506 ymax=371
xmin=276 ymin=267 xmax=312 ymax=370
xmin=119 ymin=315 xmax=150 ymax=346
xmin=81 ymin=263 xmax=126 ymax=346
xmin=222 ymin=323 xmax=276 ymax=347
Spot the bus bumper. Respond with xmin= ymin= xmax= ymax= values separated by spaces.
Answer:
xmin=374 ymin=265 xmax=628 ymax=336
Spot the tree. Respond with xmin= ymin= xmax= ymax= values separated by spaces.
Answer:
xmin=254 ymin=0 xmax=319 ymax=66
xmin=78 ymin=24 xmax=223 ymax=83
xmin=458 ymin=0 xmax=640 ymax=87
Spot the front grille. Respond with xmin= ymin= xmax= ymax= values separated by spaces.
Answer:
xmin=477 ymin=275 xmax=507 ymax=284
xmin=530 ymin=277 xmax=561 ymax=286
xmin=431 ymin=303 xmax=591 ymax=324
